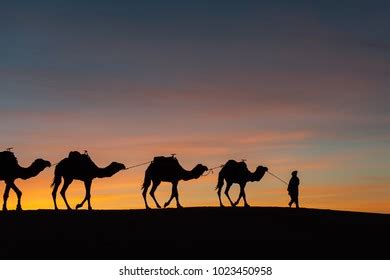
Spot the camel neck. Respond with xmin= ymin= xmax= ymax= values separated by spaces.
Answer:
xmin=181 ymin=167 xmax=200 ymax=181
xmin=17 ymin=163 xmax=41 ymax=180
xmin=248 ymin=170 xmax=262 ymax=182
xmin=96 ymin=164 xmax=116 ymax=178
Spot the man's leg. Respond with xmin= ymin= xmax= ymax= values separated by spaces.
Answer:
xmin=295 ymin=196 xmax=299 ymax=208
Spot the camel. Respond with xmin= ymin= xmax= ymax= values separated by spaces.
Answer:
xmin=216 ymin=160 xmax=268 ymax=207
xmin=51 ymin=151 xmax=126 ymax=210
xmin=142 ymin=156 xmax=208 ymax=209
xmin=0 ymin=150 xmax=51 ymax=211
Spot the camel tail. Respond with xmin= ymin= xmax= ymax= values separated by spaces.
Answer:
xmin=142 ymin=164 xmax=152 ymax=190
xmin=51 ymin=163 xmax=62 ymax=188
xmin=215 ymin=170 xmax=225 ymax=190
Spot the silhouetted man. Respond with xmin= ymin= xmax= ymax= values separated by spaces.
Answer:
xmin=288 ymin=170 xmax=300 ymax=208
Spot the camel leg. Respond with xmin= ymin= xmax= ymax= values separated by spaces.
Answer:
xmin=86 ymin=180 xmax=93 ymax=210
xmin=164 ymin=184 xmax=175 ymax=208
xmin=149 ymin=181 xmax=161 ymax=209
xmin=9 ymin=182 xmax=23 ymax=211
xmin=52 ymin=179 xmax=61 ymax=210
xmin=142 ymin=184 xmax=150 ymax=209
xmin=224 ymin=182 xmax=235 ymax=207
xmin=164 ymin=181 xmax=180 ymax=208
xmin=76 ymin=180 xmax=92 ymax=210
xmin=2 ymin=182 xmax=12 ymax=211
xmin=60 ymin=178 xmax=73 ymax=210
xmin=242 ymin=190 xmax=250 ymax=208
xmin=217 ymin=186 xmax=224 ymax=207
xmin=234 ymin=193 xmax=242 ymax=207
xmin=173 ymin=182 xmax=182 ymax=208
xmin=234 ymin=183 xmax=243 ymax=206
xmin=235 ymin=183 xmax=249 ymax=207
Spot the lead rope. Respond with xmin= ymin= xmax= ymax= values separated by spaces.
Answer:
xmin=125 ymin=161 xmax=152 ymax=170
xmin=202 ymin=164 xmax=225 ymax=176
xmin=267 ymin=171 xmax=288 ymax=185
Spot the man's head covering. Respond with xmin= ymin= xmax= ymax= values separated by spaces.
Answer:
xmin=292 ymin=170 xmax=298 ymax=176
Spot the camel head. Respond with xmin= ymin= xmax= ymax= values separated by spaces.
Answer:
xmin=32 ymin=159 xmax=52 ymax=170
xmin=253 ymin=165 xmax=268 ymax=181
xmin=192 ymin=164 xmax=209 ymax=179
xmin=109 ymin=162 xmax=126 ymax=173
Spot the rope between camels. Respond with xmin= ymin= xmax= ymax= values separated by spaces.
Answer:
xmin=125 ymin=161 xmax=152 ymax=170
xmin=202 ymin=164 xmax=225 ymax=176
xmin=267 ymin=171 xmax=288 ymax=185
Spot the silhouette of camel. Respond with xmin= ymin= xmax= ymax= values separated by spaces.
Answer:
xmin=0 ymin=150 xmax=51 ymax=211
xmin=51 ymin=151 xmax=126 ymax=210
xmin=216 ymin=160 xmax=268 ymax=207
xmin=142 ymin=156 xmax=208 ymax=209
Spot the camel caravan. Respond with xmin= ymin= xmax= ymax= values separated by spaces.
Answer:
xmin=0 ymin=149 xmax=291 ymax=211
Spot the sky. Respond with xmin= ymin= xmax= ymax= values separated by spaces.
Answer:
xmin=1 ymin=0 xmax=390 ymax=212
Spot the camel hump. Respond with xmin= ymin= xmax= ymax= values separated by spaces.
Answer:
xmin=0 ymin=151 xmax=18 ymax=166
xmin=68 ymin=151 xmax=91 ymax=162
xmin=223 ymin=159 xmax=248 ymax=172
xmin=152 ymin=156 xmax=180 ymax=168
xmin=153 ymin=155 xmax=178 ymax=163
xmin=225 ymin=159 xmax=238 ymax=165
xmin=225 ymin=159 xmax=246 ymax=167
xmin=68 ymin=151 xmax=83 ymax=159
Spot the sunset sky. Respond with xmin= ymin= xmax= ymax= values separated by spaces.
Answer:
xmin=1 ymin=1 xmax=389 ymax=213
